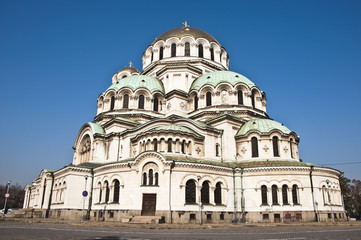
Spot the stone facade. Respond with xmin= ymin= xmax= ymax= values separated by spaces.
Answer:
xmin=23 ymin=25 xmax=345 ymax=223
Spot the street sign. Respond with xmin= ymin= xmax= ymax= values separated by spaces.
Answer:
xmin=4 ymin=193 xmax=9 ymax=198
xmin=82 ymin=191 xmax=88 ymax=197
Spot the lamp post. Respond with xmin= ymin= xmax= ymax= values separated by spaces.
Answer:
xmin=197 ymin=175 xmax=202 ymax=225
xmin=81 ymin=175 xmax=88 ymax=223
xmin=326 ymin=179 xmax=334 ymax=224
xmin=2 ymin=180 xmax=11 ymax=219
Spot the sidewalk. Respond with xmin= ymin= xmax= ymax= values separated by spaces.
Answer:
xmin=1 ymin=217 xmax=361 ymax=230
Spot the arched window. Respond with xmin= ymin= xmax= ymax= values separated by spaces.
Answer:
xmin=181 ymin=140 xmax=186 ymax=154
xmin=273 ymin=136 xmax=279 ymax=157
xmin=251 ymin=137 xmax=259 ymax=157
xmin=185 ymin=42 xmax=190 ymax=56
xmin=185 ymin=180 xmax=196 ymax=203
xmin=251 ymin=89 xmax=257 ymax=108
xmin=215 ymin=144 xmax=220 ymax=157
xmin=98 ymin=182 xmax=102 ymax=203
xmin=110 ymin=96 xmax=115 ymax=110
xmin=143 ymin=172 xmax=147 ymax=185
xmin=292 ymin=184 xmax=299 ymax=204
xmin=138 ymin=95 xmax=144 ymax=109
xmin=159 ymin=46 xmax=164 ymax=60
xmin=272 ymin=185 xmax=278 ymax=205
xmin=198 ymin=44 xmax=203 ymax=57
xmin=167 ymin=139 xmax=172 ymax=152
xmin=194 ymin=95 xmax=198 ymax=110
xmin=171 ymin=43 xmax=176 ymax=57
xmin=113 ymin=180 xmax=120 ymax=203
xmin=261 ymin=185 xmax=267 ymax=205
xmin=149 ymin=169 xmax=153 ymax=185
xmin=210 ymin=48 xmax=214 ymax=61
xmin=105 ymin=181 xmax=110 ymax=203
xmin=153 ymin=139 xmax=158 ymax=151
xmin=322 ymin=185 xmax=327 ymax=204
xmin=214 ymin=182 xmax=222 ymax=204
xmin=155 ymin=172 xmax=159 ymax=185
xmin=290 ymin=138 xmax=294 ymax=158
xmin=206 ymin=92 xmax=212 ymax=106
xmin=201 ymin=181 xmax=210 ymax=204
xmin=282 ymin=185 xmax=288 ymax=205
xmin=153 ymin=97 xmax=159 ymax=112
xmin=123 ymin=94 xmax=129 ymax=109
xmin=237 ymin=90 xmax=243 ymax=105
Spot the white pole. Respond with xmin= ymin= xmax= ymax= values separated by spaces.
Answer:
xmin=82 ymin=175 xmax=88 ymax=223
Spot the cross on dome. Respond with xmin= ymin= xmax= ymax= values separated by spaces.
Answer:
xmin=182 ymin=21 xmax=189 ymax=28
xmin=129 ymin=61 xmax=133 ymax=67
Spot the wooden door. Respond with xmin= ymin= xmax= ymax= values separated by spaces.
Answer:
xmin=141 ymin=194 xmax=156 ymax=216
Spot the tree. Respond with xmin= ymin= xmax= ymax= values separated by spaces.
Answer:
xmin=0 ymin=183 xmax=25 ymax=211
xmin=340 ymin=174 xmax=361 ymax=218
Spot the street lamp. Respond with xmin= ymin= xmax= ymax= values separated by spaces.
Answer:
xmin=2 ymin=180 xmax=11 ymax=219
xmin=81 ymin=175 xmax=88 ymax=223
xmin=197 ymin=175 xmax=202 ymax=225
xmin=326 ymin=179 xmax=334 ymax=224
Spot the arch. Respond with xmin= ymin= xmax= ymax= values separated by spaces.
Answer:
xmin=171 ymin=43 xmax=176 ymax=57
xmin=261 ymin=185 xmax=268 ymax=205
xmin=322 ymin=185 xmax=327 ymax=204
xmin=110 ymin=96 xmax=115 ymax=110
xmin=155 ymin=172 xmax=159 ymax=186
xmin=184 ymin=42 xmax=190 ymax=56
xmin=104 ymin=181 xmax=110 ymax=203
xmin=194 ymin=95 xmax=198 ymax=110
xmin=138 ymin=95 xmax=145 ymax=109
xmin=251 ymin=137 xmax=259 ymax=157
xmin=210 ymin=47 xmax=214 ymax=61
xmin=290 ymin=138 xmax=294 ymax=158
xmin=201 ymin=181 xmax=210 ymax=204
xmin=123 ymin=94 xmax=129 ymax=109
xmin=272 ymin=185 xmax=278 ymax=205
xmin=215 ymin=144 xmax=220 ymax=157
xmin=149 ymin=169 xmax=153 ymax=185
xmin=251 ymin=89 xmax=258 ymax=108
xmin=153 ymin=138 xmax=158 ymax=151
xmin=78 ymin=134 xmax=91 ymax=164
xmin=113 ymin=179 xmax=120 ymax=203
xmin=167 ymin=138 xmax=172 ymax=152
xmin=143 ymin=172 xmax=147 ymax=185
xmin=292 ymin=184 xmax=299 ymax=204
xmin=237 ymin=90 xmax=243 ymax=105
xmin=159 ymin=46 xmax=164 ymax=60
xmin=214 ymin=182 xmax=222 ymax=205
xmin=206 ymin=91 xmax=212 ymax=106
xmin=198 ymin=44 xmax=203 ymax=58
xmin=185 ymin=179 xmax=196 ymax=204
xmin=153 ymin=97 xmax=159 ymax=112
xmin=273 ymin=136 xmax=280 ymax=157
xmin=282 ymin=184 xmax=288 ymax=205
xmin=181 ymin=140 xmax=186 ymax=154
xmin=97 ymin=182 xmax=102 ymax=203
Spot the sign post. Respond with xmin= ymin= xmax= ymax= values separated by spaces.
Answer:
xmin=81 ymin=175 xmax=88 ymax=223
xmin=2 ymin=181 xmax=11 ymax=219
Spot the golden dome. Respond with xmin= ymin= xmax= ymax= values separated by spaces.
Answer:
xmin=152 ymin=27 xmax=220 ymax=45
xmin=117 ymin=66 xmax=140 ymax=75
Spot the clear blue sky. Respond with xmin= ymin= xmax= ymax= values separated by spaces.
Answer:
xmin=1 ymin=0 xmax=360 ymax=187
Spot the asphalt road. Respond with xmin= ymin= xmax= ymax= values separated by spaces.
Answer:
xmin=0 ymin=222 xmax=361 ymax=240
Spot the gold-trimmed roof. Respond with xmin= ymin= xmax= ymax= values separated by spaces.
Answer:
xmin=152 ymin=27 xmax=220 ymax=45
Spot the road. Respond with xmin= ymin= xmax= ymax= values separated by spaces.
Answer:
xmin=0 ymin=222 xmax=361 ymax=240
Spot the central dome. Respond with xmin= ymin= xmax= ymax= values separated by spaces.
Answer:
xmin=152 ymin=26 xmax=220 ymax=45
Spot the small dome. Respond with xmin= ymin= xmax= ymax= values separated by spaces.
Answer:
xmin=190 ymin=71 xmax=256 ymax=92
xmin=236 ymin=119 xmax=292 ymax=136
xmin=106 ymin=75 xmax=165 ymax=94
xmin=116 ymin=66 xmax=140 ymax=75
xmin=152 ymin=26 xmax=220 ymax=45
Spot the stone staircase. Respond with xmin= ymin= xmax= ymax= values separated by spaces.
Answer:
xmin=129 ymin=216 xmax=162 ymax=224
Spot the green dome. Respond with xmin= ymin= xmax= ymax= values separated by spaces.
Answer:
xmin=106 ymin=75 xmax=164 ymax=94
xmin=236 ymin=119 xmax=292 ymax=136
xmin=88 ymin=122 xmax=105 ymax=135
xmin=190 ymin=71 xmax=256 ymax=92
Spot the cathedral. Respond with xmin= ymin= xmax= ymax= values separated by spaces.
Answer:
xmin=23 ymin=23 xmax=345 ymax=223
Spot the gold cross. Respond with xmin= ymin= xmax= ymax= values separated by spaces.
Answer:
xmin=182 ymin=21 xmax=189 ymax=28
xmin=129 ymin=61 xmax=132 ymax=67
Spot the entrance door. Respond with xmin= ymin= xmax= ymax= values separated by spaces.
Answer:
xmin=141 ymin=193 xmax=156 ymax=216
